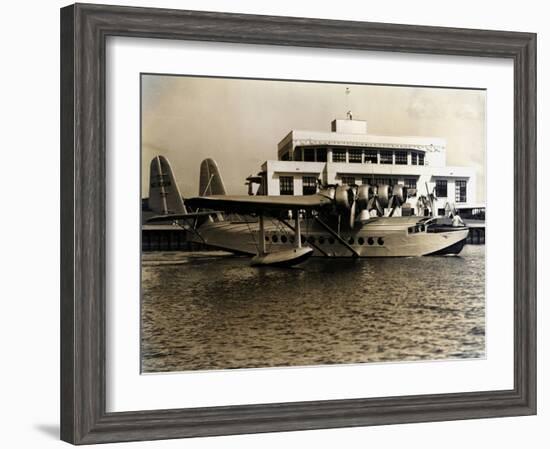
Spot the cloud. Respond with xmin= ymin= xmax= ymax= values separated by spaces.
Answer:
xmin=407 ymin=94 xmax=445 ymax=119
xmin=455 ymin=103 xmax=482 ymax=120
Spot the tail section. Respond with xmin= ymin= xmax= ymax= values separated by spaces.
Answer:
xmin=148 ymin=155 xmax=187 ymax=215
xmin=199 ymin=158 xmax=226 ymax=196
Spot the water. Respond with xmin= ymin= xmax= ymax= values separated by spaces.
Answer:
xmin=141 ymin=246 xmax=485 ymax=373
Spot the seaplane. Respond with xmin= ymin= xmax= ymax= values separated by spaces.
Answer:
xmin=144 ymin=155 xmax=470 ymax=267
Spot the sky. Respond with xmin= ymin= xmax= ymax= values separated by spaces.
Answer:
xmin=142 ymin=75 xmax=486 ymax=201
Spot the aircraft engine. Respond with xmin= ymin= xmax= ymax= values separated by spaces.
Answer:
xmin=386 ymin=184 xmax=407 ymax=213
xmin=334 ymin=185 xmax=359 ymax=228
xmin=356 ymin=184 xmax=371 ymax=211
xmin=391 ymin=184 xmax=407 ymax=204
xmin=334 ymin=185 xmax=352 ymax=212
xmin=377 ymin=184 xmax=391 ymax=208
xmin=325 ymin=185 xmax=336 ymax=200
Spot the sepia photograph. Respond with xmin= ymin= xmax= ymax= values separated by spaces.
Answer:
xmin=140 ymin=74 xmax=486 ymax=373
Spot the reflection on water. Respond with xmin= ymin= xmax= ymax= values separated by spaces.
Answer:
xmin=141 ymin=246 xmax=485 ymax=373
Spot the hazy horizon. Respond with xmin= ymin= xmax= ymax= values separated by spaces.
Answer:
xmin=142 ymin=75 xmax=486 ymax=202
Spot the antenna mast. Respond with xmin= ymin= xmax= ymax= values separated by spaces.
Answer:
xmin=345 ymin=87 xmax=352 ymax=120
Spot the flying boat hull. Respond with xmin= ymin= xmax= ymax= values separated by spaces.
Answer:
xmin=192 ymin=217 xmax=469 ymax=258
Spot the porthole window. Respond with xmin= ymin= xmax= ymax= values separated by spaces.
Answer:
xmin=307 ymin=236 xmax=316 ymax=244
xmin=318 ymin=236 xmax=325 ymax=244
xmin=358 ymin=237 xmax=365 ymax=245
xmin=281 ymin=235 xmax=288 ymax=243
xmin=348 ymin=237 xmax=354 ymax=245
xmin=272 ymin=235 xmax=278 ymax=243
xmin=378 ymin=237 xmax=384 ymax=245
xmin=265 ymin=235 xmax=270 ymax=241
xmin=368 ymin=237 xmax=374 ymax=245
xmin=328 ymin=237 xmax=335 ymax=245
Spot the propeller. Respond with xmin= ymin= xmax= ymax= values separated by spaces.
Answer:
xmin=367 ymin=194 xmax=383 ymax=217
xmin=348 ymin=187 xmax=357 ymax=228
xmin=366 ymin=184 xmax=391 ymax=217
xmin=333 ymin=184 xmax=358 ymax=228
xmin=387 ymin=185 xmax=408 ymax=216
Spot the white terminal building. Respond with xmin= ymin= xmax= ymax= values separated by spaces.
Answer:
xmin=260 ymin=118 xmax=479 ymax=216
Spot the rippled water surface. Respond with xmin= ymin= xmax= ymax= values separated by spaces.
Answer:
xmin=141 ymin=246 xmax=485 ymax=372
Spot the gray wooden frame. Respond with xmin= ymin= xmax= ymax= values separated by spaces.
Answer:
xmin=60 ymin=3 xmax=537 ymax=445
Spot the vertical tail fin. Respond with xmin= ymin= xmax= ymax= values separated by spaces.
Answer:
xmin=199 ymin=158 xmax=226 ymax=196
xmin=148 ymin=155 xmax=187 ymax=215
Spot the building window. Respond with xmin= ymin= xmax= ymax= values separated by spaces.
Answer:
xmin=349 ymin=149 xmax=362 ymax=163
xmin=373 ymin=177 xmax=392 ymax=186
xmin=395 ymin=151 xmax=407 ymax=165
xmin=418 ymin=153 xmax=425 ymax=165
xmin=332 ymin=148 xmax=346 ymax=162
xmin=341 ymin=176 xmax=356 ymax=185
xmin=281 ymin=152 xmax=290 ymax=161
xmin=404 ymin=178 xmax=417 ymax=189
xmin=411 ymin=152 xmax=418 ymax=165
xmin=303 ymin=147 xmax=315 ymax=162
xmin=302 ymin=176 xmax=318 ymax=195
xmin=279 ymin=176 xmax=294 ymax=195
xmin=366 ymin=176 xmax=399 ymax=186
xmin=380 ymin=150 xmax=393 ymax=164
xmin=364 ymin=149 xmax=377 ymax=164
xmin=316 ymin=148 xmax=327 ymax=162
xmin=455 ymin=180 xmax=467 ymax=203
xmin=435 ymin=179 xmax=448 ymax=197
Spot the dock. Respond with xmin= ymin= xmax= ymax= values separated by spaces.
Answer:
xmin=142 ymin=221 xmax=486 ymax=251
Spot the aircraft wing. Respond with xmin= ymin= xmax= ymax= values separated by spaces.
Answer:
xmin=146 ymin=210 xmax=223 ymax=223
xmin=186 ymin=194 xmax=331 ymax=214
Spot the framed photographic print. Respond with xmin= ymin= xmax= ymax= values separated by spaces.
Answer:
xmin=60 ymin=3 xmax=536 ymax=445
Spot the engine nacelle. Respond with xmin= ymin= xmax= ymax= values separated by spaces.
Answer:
xmin=334 ymin=185 xmax=355 ymax=212
xmin=356 ymin=184 xmax=371 ymax=210
xmin=322 ymin=185 xmax=336 ymax=201
xmin=377 ymin=184 xmax=391 ymax=208
xmin=391 ymin=184 xmax=407 ymax=204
